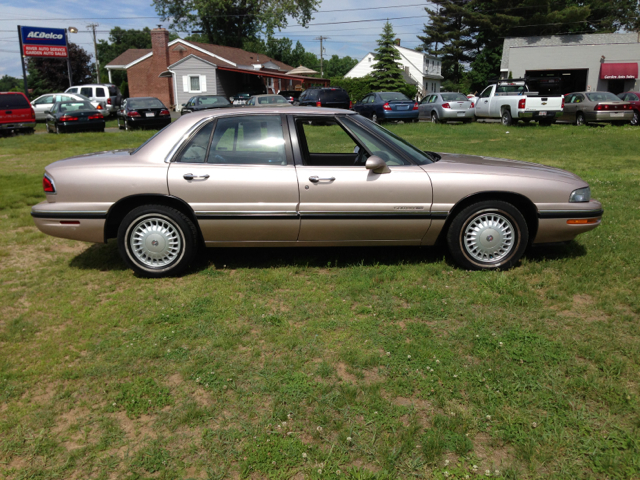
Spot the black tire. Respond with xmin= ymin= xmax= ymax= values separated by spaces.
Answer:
xmin=118 ymin=117 xmax=124 ymax=130
xmin=125 ymin=119 xmax=132 ymax=131
xmin=501 ymin=109 xmax=512 ymax=126
xmin=446 ymin=200 xmax=529 ymax=271
xmin=431 ymin=111 xmax=439 ymax=124
xmin=576 ymin=112 xmax=587 ymax=126
xmin=538 ymin=120 xmax=553 ymax=127
xmin=372 ymin=113 xmax=380 ymax=124
xmin=56 ymin=124 xmax=63 ymax=134
xmin=117 ymin=205 xmax=199 ymax=278
xmin=631 ymin=110 xmax=639 ymax=126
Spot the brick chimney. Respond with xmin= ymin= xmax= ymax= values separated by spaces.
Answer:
xmin=151 ymin=27 xmax=170 ymax=67
xmin=144 ymin=27 xmax=173 ymax=108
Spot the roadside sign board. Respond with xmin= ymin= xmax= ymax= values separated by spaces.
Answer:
xmin=20 ymin=26 xmax=68 ymax=57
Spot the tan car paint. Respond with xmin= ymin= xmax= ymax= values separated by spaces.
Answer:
xmin=31 ymin=106 xmax=603 ymax=251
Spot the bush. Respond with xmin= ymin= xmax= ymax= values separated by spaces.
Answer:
xmin=330 ymin=75 xmax=420 ymax=102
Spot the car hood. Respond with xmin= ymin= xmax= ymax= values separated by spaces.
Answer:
xmin=428 ymin=152 xmax=585 ymax=184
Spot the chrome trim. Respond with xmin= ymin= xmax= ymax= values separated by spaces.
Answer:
xmin=43 ymin=173 xmax=57 ymax=195
xmin=196 ymin=211 xmax=298 ymax=217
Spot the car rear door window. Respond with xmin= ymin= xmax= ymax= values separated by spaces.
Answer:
xmin=80 ymin=87 xmax=93 ymax=97
xmin=0 ymin=94 xmax=30 ymax=109
xmin=95 ymin=87 xmax=106 ymax=98
xmin=35 ymin=95 xmax=54 ymax=105
xmin=208 ymin=115 xmax=286 ymax=165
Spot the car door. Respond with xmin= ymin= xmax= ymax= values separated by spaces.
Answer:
xmin=32 ymin=95 xmax=54 ymax=120
xmin=475 ymin=86 xmax=492 ymax=117
xmin=418 ymin=95 xmax=431 ymax=118
xmin=167 ymin=114 xmax=300 ymax=243
xmin=560 ymin=94 xmax=576 ymax=122
xmin=291 ymin=114 xmax=433 ymax=243
xmin=572 ymin=93 xmax=587 ymax=119
xmin=354 ymin=95 xmax=369 ymax=117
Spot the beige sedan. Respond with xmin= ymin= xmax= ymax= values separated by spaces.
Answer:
xmin=559 ymin=91 xmax=633 ymax=125
xmin=32 ymin=107 xmax=603 ymax=277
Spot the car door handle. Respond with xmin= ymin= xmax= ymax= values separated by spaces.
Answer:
xmin=183 ymin=173 xmax=210 ymax=180
xmin=309 ymin=176 xmax=335 ymax=183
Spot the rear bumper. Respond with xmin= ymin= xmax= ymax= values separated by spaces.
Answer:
xmin=31 ymin=202 xmax=107 ymax=243
xmin=586 ymin=111 xmax=634 ymax=123
xmin=440 ymin=109 xmax=475 ymax=120
xmin=381 ymin=110 xmax=420 ymax=120
xmin=59 ymin=120 xmax=105 ymax=132
xmin=0 ymin=121 xmax=36 ymax=130
xmin=126 ymin=117 xmax=172 ymax=128
xmin=520 ymin=110 xmax=562 ymax=120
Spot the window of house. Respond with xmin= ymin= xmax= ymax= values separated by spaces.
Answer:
xmin=184 ymin=75 xmax=206 ymax=93
xmin=190 ymin=76 xmax=200 ymax=91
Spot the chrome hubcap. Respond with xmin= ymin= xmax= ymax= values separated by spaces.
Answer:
xmin=129 ymin=216 xmax=182 ymax=268
xmin=464 ymin=212 xmax=514 ymax=263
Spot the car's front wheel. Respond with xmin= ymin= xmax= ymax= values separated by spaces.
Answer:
xmin=446 ymin=200 xmax=528 ymax=270
xmin=576 ymin=112 xmax=587 ymax=126
xmin=117 ymin=205 xmax=198 ymax=277
xmin=431 ymin=111 xmax=440 ymax=123
xmin=631 ymin=110 xmax=639 ymax=126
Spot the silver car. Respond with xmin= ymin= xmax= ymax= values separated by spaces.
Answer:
xmin=419 ymin=92 xmax=475 ymax=123
xmin=31 ymin=93 xmax=104 ymax=121
xmin=558 ymin=91 xmax=634 ymax=126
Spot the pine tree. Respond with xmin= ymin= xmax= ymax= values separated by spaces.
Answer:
xmin=369 ymin=22 xmax=406 ymax=92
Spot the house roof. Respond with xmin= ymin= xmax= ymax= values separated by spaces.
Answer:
xmin=106 ymin=49 xmax=152 ymax=67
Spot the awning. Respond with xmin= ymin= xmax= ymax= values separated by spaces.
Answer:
xmin=158 ymin=71 xmax=173 ymax=78
xmin=600 ymin=63 xmax=638 ymax=80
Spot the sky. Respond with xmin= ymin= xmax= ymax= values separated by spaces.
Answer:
xmin=0 ymin=0 xmax=433 ymax=78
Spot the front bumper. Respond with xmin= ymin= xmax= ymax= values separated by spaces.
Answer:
xmin=534 ymin=201 xmax=603 ymax=244
xmin=0 ymin=121 xmax=36 ymax=131
xmin=587 ymin=111 xmax=634 ymax=123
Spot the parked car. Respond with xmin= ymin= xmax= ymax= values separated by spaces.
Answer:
xmin=558 ymin=92 xmax=633 ymax=126
xmin=353 ymin=92 xmax=419 ymax=123
xmin=297 ymin=87 xmax=351 ymax=109
xmin=419 ymin=92 xmax=475 ymax=123
xmin=278 ymin=90 xmax=302 ymax=104
xmin=474 ymin=79 xmax=564 ymax=126
xmin=116 ymin=97 xmax=171 ymax=130
xmin=31 ymin=93 xmax=104 ymax=121
xmin=181 ymin=95 xmax=232 ymax=115
xmin=45 ymin=100 xmax=105 ymax=134
xmin=245 ymin=95 xmax=291 ymax=107
xmin=0 ymin=92 xmax=35 ymax=136
xmin=65 ymin=84 xmax=122 ymax=116
xmin=232 ymin=85 xmax=268 ymax=105
xmin=616 ymin=91 xmax=640 ymax=126
xmin=31 ymin=107 xmax=603 ymax=277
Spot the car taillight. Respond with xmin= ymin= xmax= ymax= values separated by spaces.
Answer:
xmin=97 ymin=104 xmax=103 ymax=110
xmin=441 ymin=103 xmax=450 ymax=109
xmin=413 ymin=102 xmax=419 ymax=110
xmin=316 ymin=101 xmax=322 ymax=107
xmin=88 ymin=114 xmax=103 ymax=120
xmin=60 ymin=115 xmax=78 ymax=121
xmin=127 ymin=111 xmax=141 ymax=117
xmin=518 ymin=98 xmax=526 ymax=109
xmin=595 ymin=104 xmax=608 ymax=110
xmin=159 ymin=109 xmax=170 ymax=116
xmin=30 ymin=108 xmax=36 ymax=119
xmin=383 ymin=102 xmax=392 ymax=111
xmin=43 ymin=174 xmax=55 ymax=193
xmin=470 ymin=101 xmax=475 ymax=109
xmin=561 ymin=97 xmax=565 ymax=109
xmin=107 ymin=98 xmax=112 ymax=105
xmin=349 ymin=101 xmax=353 ymax=109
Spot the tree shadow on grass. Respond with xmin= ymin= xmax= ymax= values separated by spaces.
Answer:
xmin=69 ymin=239 xmax=588 ymax=275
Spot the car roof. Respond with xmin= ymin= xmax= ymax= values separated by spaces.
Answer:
xmin=251 ymin=94 xmax=286 ymax=98
xmin=183 ymin=106 xmax=355 ymax=123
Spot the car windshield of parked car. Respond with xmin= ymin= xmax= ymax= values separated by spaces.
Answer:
xmin=441 ymin=93 xmax=468 ymax=102
xmin=586 ymin=92 xmax=621 ymax=102
xmin=57 ymin=101 xmax=95 ymax=113
xmin=257 ymin=96 xmax=288 ymax=105
xmin=197 ymin=96 xmax=229 ymax=106
xmin=346 ymin=116 xmax=433 ymax=165
xmin=0 ymin=94 xmax=30 ymax=109
xmin=129 ymin=98 xmax=165 ymax=109
xmin=379 ymin=92 xmax=410 ymax=102
xmin=237 ymin=93 xmax=250 ymax=99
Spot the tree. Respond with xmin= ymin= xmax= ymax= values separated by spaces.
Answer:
xmin=323 ymin=55 xmax=358 ymax=78
xmin=152 ymin=0 xmax=320 ymax=49
xmin=0 ymin=75 xmax=21 ymax=92
xmin=27 ymin=43 xmax=93 ymax=96
xmin=369 ymin=22 xmax=407 ymax=92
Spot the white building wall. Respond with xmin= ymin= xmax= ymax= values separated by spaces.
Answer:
xmin=171 ymin=56 xmax=218 ymax=107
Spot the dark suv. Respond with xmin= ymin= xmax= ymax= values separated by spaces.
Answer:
xmin=297 ymin=87 xmax=351 ymax=109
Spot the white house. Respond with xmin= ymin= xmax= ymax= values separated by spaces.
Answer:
xmin=345 ymin=44 xmax=444 ymax=97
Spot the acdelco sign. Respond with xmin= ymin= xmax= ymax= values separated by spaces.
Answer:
xmin=20 ymin=26 xmax=68 ymax=58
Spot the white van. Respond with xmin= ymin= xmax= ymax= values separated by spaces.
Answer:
xmin=65 ymin=84 xmax=122 ymax=115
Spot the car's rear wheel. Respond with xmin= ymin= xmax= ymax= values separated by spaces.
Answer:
xmin=501 ymin=109 xmax=512 ymax=126
xmin=447 ymin=200 xmax=528 ymax=271
xmin=118 ymin=205 xmax=198 ymax=278
xmin=55 ymin=124 xmax=63 ymax=134
xmin=372 ymin=113 xmax=379 ymax=124
xmin=631 ymin=110 xmax=639 ymax=126
xmin=118 ymin=117 xmax=124 ymax=130
xmin=576 ymin=112 xmax=587 ymax=126
xmin=125 ymin=119 xmax=132 ymax=131
xmin=431 ymin=111 xmax=439 ymax=123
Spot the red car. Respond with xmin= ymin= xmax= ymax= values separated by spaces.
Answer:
xmin=0 ymin=92 xmax=36 ymax=136
xmin=617 ymin=91 xmax=640 ymax=126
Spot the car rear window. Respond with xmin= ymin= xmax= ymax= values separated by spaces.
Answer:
xmin=0 ymin=94 xmax=30 ymax=109
xmin=197 ymin=96 xmax=229 ymax=106
xmin=58 ymin=101 xmax=95 ymax=112
xmin=320 ymin=89 xmax=348 ymax=102
xmin=108 ymin=85 xmax=118 ymax=96
xmin=379 ymin=92 xmax=410 ymax=101
xmin=441 ymin=93 xmax=468 ymax=102
xmin=586 ymin=92 xmax=621 ymax=102
xmin=95 ymin=87 xmax=106 ymax=97
xmin=129 ymin=98 xmax=165 ymax=109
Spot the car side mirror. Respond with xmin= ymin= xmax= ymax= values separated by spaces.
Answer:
xmin=365 ymin=155 xmax=390 ymax=174
xmin=181 ymin=103 xmax=185 ymax=106
xmin=44 ymin=110 xmax=51 ymax=115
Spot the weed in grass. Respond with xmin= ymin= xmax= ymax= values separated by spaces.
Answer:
xmin=109 ymin=378 xmax=173 ymax=418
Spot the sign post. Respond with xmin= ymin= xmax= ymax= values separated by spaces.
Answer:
xmin=17 ymin=25 xmax=29 ymax=99
xmin=18 ymin=25 xmax=70 ymax=97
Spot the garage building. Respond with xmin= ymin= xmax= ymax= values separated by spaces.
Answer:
xmin=500 ymin=32 xmax=640 ymax=94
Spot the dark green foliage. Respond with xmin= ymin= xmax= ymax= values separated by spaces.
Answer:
xmin=0 ymin=74 xmax=21 ymax=92
xmin=329 ymin=76 xmax=374 ymax=102
xmin=369 ymin=22 xmax=407 ymax=93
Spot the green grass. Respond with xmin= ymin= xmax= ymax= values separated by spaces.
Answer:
xmin=0 ymin=121 xmax=639 ymax=479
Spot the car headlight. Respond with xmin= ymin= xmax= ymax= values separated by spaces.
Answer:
xmin=569 ymin=187 xmax=590 ymax=203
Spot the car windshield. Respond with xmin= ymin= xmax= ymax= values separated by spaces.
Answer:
xmin=58 ymin=101 xmax=95 ymax=112
xmin=441 ymin=93 xmax=468 ymax=102
xmin=197 ymin=96 xmax=229 ymax=106
xmin=379 ymin=92 xmax=410 ymax=101
xmin=237 ymin=93 xmax=250 ymax=99
xmin=129 ymin=98 xmax=165 ymax=109
xmin=586 ymin=92 xmax=621 ymax=102
xmin=344 ymin=116 xmax=433 ymax=165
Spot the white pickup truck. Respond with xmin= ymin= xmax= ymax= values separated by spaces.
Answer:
xmin=474 ymin=79 xmax=564 ymax=126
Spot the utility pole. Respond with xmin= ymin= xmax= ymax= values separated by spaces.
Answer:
xmin=87 ymin=23 xmax=100 ymax=82
xmin=314 ymin=36 xmax=329 ymax=77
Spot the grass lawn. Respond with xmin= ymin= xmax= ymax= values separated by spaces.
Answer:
xmin=0 ymin=122 xmax=639 ymax=479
